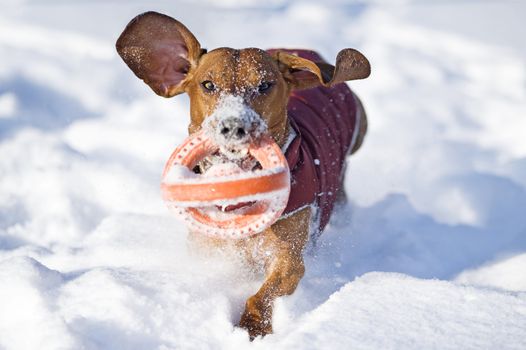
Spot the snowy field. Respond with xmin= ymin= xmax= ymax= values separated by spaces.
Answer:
xmin=1 ymin=0 xmax=526 ymax=349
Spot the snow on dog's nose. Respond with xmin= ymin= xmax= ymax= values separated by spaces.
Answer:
xmin=218 ymin=116 xmax=249 ymax=142
xmin=203 ymin=95 xmax=267 ymax=158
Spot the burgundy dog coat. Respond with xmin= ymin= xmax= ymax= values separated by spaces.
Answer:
xmin=268 ymin=49 xmax=361 ymax=235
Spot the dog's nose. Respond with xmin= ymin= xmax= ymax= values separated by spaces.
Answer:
xmin=218 ymin=117 xmax=249 ymax=141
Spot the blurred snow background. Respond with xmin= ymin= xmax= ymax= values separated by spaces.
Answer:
xmin=1 ymin=0 xmax=526 ymax=349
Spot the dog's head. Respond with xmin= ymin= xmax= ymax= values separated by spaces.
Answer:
xmin=116 ymin=11 xmax=370 ymax=154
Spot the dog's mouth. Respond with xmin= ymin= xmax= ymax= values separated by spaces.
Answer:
xmin=195 ymin=147 xmax=259 ymax=171
xmin=219 ymin=200 xmax=256 ymax=212
xmin=194 ymin=147 xmax=263 ymax=213
xmin=218 ymin=145 xmax=249 ymax=160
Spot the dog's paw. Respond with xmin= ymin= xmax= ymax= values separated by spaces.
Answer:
xmin=239 ymin=310 xmax=272 ymax=340
xmin=238 ymin=296 xmax=273 ymax=340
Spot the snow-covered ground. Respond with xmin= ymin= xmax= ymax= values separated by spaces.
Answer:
xmin=1 ymin=1 xmax=526 ymax=349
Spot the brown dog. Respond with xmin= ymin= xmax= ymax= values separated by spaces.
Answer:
xmin=116 ymin=11 xmax=370 ymax=339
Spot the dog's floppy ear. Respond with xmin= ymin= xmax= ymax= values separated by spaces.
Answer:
xmin=273 ymin=49 xmax=370 ymax=90
xmin=116 ymin=11 xmax=203 ymax=97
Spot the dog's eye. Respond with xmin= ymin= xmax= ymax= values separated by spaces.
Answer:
xmin=258 ymin=82 xmax=272 ymax=93
xmin=201 ymin=80 xmax=216 ymax=92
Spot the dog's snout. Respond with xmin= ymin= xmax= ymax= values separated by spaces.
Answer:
xmin=203 ymin=95 xmax=267 ymax=151
xmin=219 ymin=117 xmax=249 ymax=141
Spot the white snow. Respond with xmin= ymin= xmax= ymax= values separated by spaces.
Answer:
xmin=455 ymin=253 xmax=526 ymax=293
xmin=1 ymin=1 xmax=526 ymax=349
xmin=0 ymin=93 xmax=17 ymax=119
xmin=164 ymin=164 xmax=200 ymax=182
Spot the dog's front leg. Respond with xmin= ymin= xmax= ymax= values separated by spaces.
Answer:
xmin=239 ymin=207 xmax=311 ymax=339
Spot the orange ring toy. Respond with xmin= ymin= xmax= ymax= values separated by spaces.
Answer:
xmin=161 ymin=130 xmax=290 ymax=239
